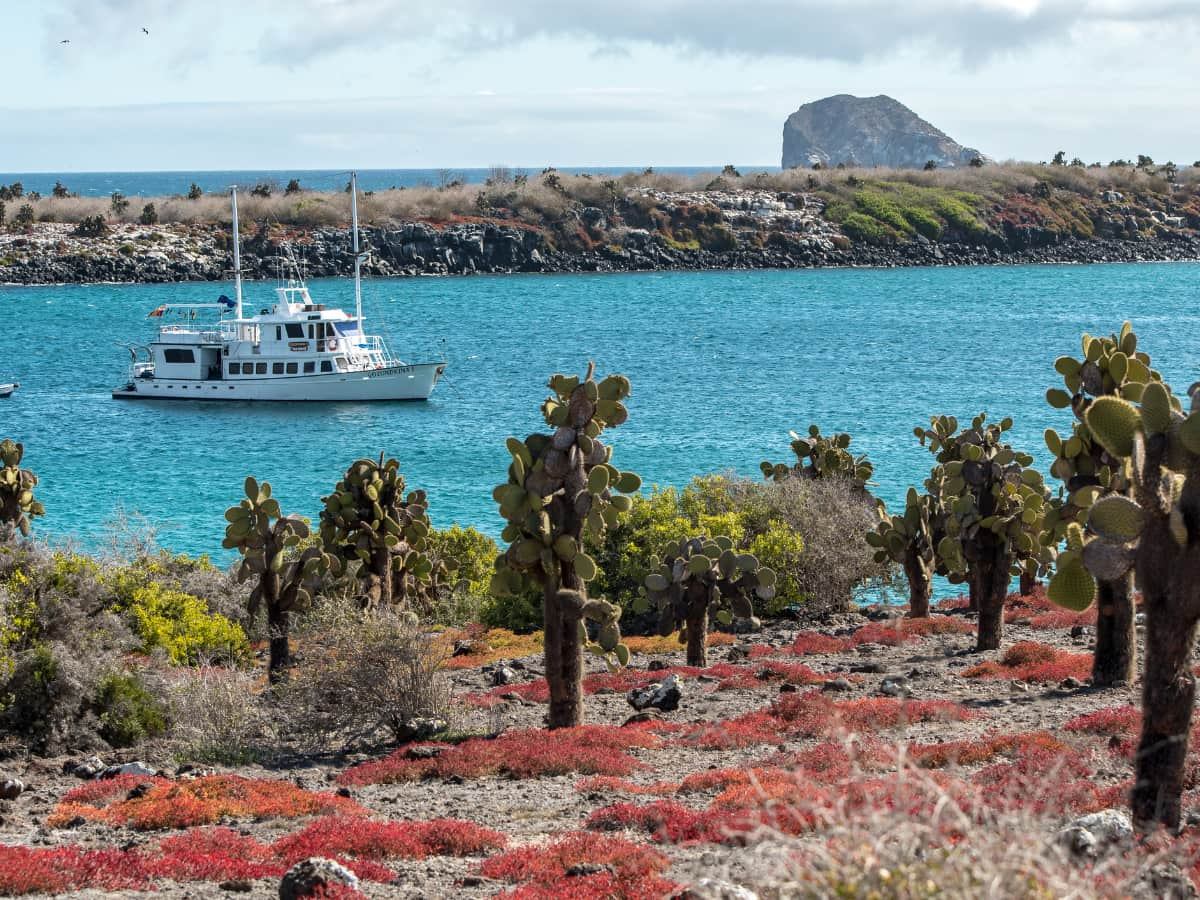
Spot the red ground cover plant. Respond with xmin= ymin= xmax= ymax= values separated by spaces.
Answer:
xmin=961 ymin=641 xmax=1092 ymax=683
xmin=780 ymin=617 xmax=973 ymax=658
xmin=784 ymin=631 xmax=850 ymax=655
xmin=1063 ymin=705 xmax=1141 ymax=737
xmin=273 ymin=816 xmax=507 ymax=861
xmin=850 ymin=617 xmax=975 ymax=647
xmin=907 ymin=731 xmax=1070 ymax=769
xmin=439 ymin=626 xmax=543 ymax=670
xmin=676 ymin=691 xmax=980 ymax=750
xmin=496 ymin=872 xmax=682 ymax=900
xmin=1004 ymin=585 xmax=1097 ymax=629
xmin=478 ymin=831 xmax=669 ymax=884
xmin=0 ymin=815 xmax=506 ymax=895
xmin=713 ymin=660 xmax=832 ymax=690
xmin=48 ymin=775 xmax=366 ymax=831
xmin=0 ymin=845 xmax=154 ymax=894
xmin=339 ymin=724 xmax=661 ymax=786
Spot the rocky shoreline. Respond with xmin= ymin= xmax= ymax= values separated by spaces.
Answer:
xmin=2 ymin=219 xmax=1199 ymax=286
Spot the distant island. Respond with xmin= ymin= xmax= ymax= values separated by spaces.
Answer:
xmin=1 ymin=159 xmax=1198 ymax=284
xmin=782 ymin=94 xmax=985 ymax=170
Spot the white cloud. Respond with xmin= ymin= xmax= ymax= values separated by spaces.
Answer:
xmin=255 ymin=0 xmax=1199 ymax=65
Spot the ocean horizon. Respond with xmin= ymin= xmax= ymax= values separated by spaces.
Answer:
xmin=0 ymin=165 xmax=780 ymax=200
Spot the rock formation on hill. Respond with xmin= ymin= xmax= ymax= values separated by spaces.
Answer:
xmin=782 ymin=94 xmax=985 ymax=170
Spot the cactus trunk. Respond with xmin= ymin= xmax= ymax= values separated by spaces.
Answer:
xmin=967 ymin=578 xmax=980 ymax=612
xmin=263 ymin=573 xmax=289 ymax=684
xmin=1019 ymin=571 xmax=1036 ymax=596
xmin=543 ymin=573 xmax=585 ymax=729
xmin=1092 ymin=575 xmax=1136 ymax=687
xmin=267 ymin=606 xmax=290 ymax=685
xmin=973 ymin=552 xmax=1010 ymax=652
xmin=903 ymin=549 xmax=931 ymax=618
xmin=1133 ymin=599 xmax=1197 ymax=830
xmin=685 ymin=601 xmax=709 ymax=667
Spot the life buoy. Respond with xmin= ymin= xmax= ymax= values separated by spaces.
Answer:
xmin=327 ymin=338 xmax=338 ymax=351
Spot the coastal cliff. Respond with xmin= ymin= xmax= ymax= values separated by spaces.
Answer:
xmin=3 ymin=165 xmax=1199 ymax=284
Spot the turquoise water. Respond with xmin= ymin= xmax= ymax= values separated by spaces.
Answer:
xmin=2 ymin=263 xmax=1200 ymax=573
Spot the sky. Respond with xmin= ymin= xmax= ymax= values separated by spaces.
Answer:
xmin=4 ymin=0 xmax=1199 ymax=172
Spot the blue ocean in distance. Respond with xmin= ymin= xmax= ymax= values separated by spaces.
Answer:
xmin=2 ymin=262 xmax=1199 ymax=599
xmin=0 ymin=166 xmax=762 ymax=199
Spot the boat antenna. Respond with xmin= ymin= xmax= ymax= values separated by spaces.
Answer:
xmin=351 ymin=171 xmax=363 ymax=326
xmin=231 ymin=186 xmax=243 ymax=320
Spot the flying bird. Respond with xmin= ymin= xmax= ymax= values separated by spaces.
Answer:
xmin=142 ymin=27 xmax=149 ymax=34
xmin=60 ymin=39 xmax=69 ymax=43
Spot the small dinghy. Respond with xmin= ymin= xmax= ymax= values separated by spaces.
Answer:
xmin=0 ymin=383 xmax=17 ymax=398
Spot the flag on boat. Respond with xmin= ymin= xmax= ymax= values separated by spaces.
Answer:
xmin=217 ymin=294 xmax=235 ymax=309
xmin=147 ymin=305 xmax=167 ymax=318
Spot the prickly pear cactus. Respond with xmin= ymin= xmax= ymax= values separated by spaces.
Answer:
xmin=760 ymin=425 xmax=873 ymax=489
xmin=917 ymin=414 xmax=1053 ymax=650
xmin=319 ymin=454 xmax=445 ymax=609
xmin=0 ymin=440 xmax=44 ymax=540
xmin=1043 ymin=322 xmax=1161 ymax=685
xmin=1046 ymin=379 xmax=1200 ymax=828
xmin=224 ymin=476 xmax=334 ymax=682
xmin=866 ymin=487 xmax=937 ymax=617
xmin=492 ymin=362 xmax=641 ymax=728
xmin=636 ymin=535 xmax=775 ymax=666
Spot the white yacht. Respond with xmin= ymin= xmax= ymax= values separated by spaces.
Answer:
xmin=112 ymin=174 xmax=446 ymax=402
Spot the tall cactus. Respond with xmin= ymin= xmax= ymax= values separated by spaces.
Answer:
xmin=760 ymin=425 xmax=873 ymax=489
xmin=918 ymin=414 xmax=1053 ymax=651
xmin=867 ymin=488 xmax=938 ymax=617
xmin=637 ymin=535 xmax=776 ymax=666
xmin=1047 ymin=378 xmax=1200 ymax=829
xmin=224 ymin=476 xmax=333 ymax=683
xmin=491 ymin=362 xmax=641 ymax=729
xmin=1043 ymin=322 xmax=1158 ymax=685
xmin=319 ymin=455 xmax=444 ymax=608
xmin=0 ymin=440 xmax=44 ymax=541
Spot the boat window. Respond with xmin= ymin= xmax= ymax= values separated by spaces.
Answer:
xmin=286 ymin=362 xmax=298 ymax=374
xmin=303 ymin=362 xmax=315 ymax=374
xmin=307 ymin=324 xmax=314 ymax=339
xmin=163 ymin=348 xmax=195 ymax=364
xmin=255 ymin=363 xmax=267 ymax=375
xmin=285 ymin=323 xmax=304 ymax=339
xmin=229 ymin=363 xmax=241 ymax=375
xmin=320 ymin=360 xmax=333 ymax=373
xmin=275 ymin=326 xmax=282 ymax=341
xmin=272 ymin=363 xmax=284 ymax=374
xmin=335 ymin=357 xmax=348 ymax=372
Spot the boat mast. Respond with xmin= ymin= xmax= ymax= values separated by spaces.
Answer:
xmin=231 ymin=186 xmax=243 ymax=321
xmin=351 ymin=171 xmax=363 ymax=326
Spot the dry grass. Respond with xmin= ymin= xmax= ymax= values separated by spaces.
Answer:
xmin=11 ymin=162 xmax=1194 ymax=229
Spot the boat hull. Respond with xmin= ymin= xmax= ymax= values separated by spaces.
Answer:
xmin=112 ymin=362 xmax=445 ymax=402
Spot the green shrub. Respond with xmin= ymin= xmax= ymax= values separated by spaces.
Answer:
xmin=747 ymin=521 xmax=806 ymax=613
xmin=109 ymin=577 xmax=247 ymax=665
xmin=854 ymin=191 xmax=913 ymax=235
xmin=426 ymin=524 xmax=500 ymax=626
xmin=902 ymin=206 xmax=942 ymax=240
xmin=933 ymin=195 xmax=988 ymax=240
xmin=479 ymin=591 xmax=542 ymax=634
xmin=95 ymin=671 xmax=167 ymax=748
xmin=838 ymin=212 xmax=896 ymax=245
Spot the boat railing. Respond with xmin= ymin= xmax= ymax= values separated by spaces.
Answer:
xmin=158 ymin=324 xmax=224 ymax=342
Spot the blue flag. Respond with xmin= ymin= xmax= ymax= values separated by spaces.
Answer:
xmin=217 ymin=294 xmax=235 ymax=309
